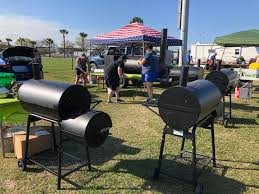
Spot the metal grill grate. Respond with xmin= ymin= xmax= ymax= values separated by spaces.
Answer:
xmin=31 ymin=150 xmax=85 ymax=176
xmin=162 ymin=151 xmax=212 ymax=181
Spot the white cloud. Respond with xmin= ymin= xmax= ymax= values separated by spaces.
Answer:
xmin=0 ymin=14 xmax=93 ymax=46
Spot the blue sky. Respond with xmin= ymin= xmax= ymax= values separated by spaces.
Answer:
xmin=0 ymin=0 xmax=259 ymax=47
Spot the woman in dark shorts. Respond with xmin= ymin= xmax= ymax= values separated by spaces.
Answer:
xmin=75 ymin=53 xmax=89 ymax=86
xmin=105 ymin=55 xmax=128 ymax=103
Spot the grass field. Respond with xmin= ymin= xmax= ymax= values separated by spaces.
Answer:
xmin=0 ymin=57 xmax=258 ymax=194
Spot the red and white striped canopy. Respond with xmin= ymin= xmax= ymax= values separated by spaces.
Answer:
xmin=90 ymin=22 xmax=182 ymax=46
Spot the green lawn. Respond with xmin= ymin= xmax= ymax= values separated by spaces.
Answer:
xmin=1 ymin=57 xmax=258 ymax=194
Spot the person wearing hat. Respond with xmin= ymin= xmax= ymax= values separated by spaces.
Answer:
xmin=75 ymin=53 xmax=89 ymax=86
xmin=105 ymin=55 xmax=128 ymax=103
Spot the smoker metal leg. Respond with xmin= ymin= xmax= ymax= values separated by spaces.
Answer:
xmin=153 ymin=128 xmax=167 ymax=179
xmin=192 ymin=125 xmax=197 ymax=191
xmin=222 ymin=96 xmax=226 ymax=125
xmin=24 ymin=116 xmax=32 ymax=162
xmin=132 ymin=82 xmax=138 ymax=100
xmin=86 ymin=145 xmax=91 ymax=171
xmin=179 ymin=137 xmax=185 ymax=158
xmin=57 ymin=125 xmax=63 ymax=190
xmin=51 ymin=122 xmax=56 ymax=150
xmin=211 ymin=122 xmax=216 ymax=167
xmin=0 ymin=120 xmax=5 ymax=158
xmin=229 ymin=92 xmax=232 ymax=119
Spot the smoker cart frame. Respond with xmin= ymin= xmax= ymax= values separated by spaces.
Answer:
xmin=17 ymin=99 xmax=102 ymax=190
xmin=221 ymin=88 xmax=232 ymax=128
xmin=144 ymin=104 xmax=217 ymax=193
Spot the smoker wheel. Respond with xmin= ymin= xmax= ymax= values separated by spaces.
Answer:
xmin=17 ymin=159 xmax=26 ymax=171
xmin=223 ymin=119 xmax=229 ymax=128
xmin=194 ymin=183 xmax=203 ymax=194
xmin=152 ymin=168 xmax=160 ymax=180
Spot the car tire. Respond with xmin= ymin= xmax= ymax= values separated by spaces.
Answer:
xmin=131 ymin=79 xmax=139 ymax=86
xmin=90 ymin=63 xmax=98 ymax=72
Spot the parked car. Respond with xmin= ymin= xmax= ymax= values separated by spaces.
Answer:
xmin=89 ymin=46 xmax=143 ymax=71
xmin=0 ymin=46 xmax=43 ymax=81
xmin=89 ymin=46 xmax=177 ymax=88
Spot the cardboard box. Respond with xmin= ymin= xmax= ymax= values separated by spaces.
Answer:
xmin=13 ymin=130 xmax=51 ymax=159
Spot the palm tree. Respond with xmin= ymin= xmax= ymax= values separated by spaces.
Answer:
xmin=130 ymin=16 xmax=144 ymax=24
xmin=60 ymin=29 xmax=69 ymax=58
xmin=44 ymin=38 xmax=54 ymax=57
xmin=16 ymin=37 xmax=25 ymax=46
xmin=6 ymin=38 xmax=12 ymax=47
xmin=79 ymin=32 xmax=88 ymax=52
xmin=30 ymin=40 xmax=37 ymax=48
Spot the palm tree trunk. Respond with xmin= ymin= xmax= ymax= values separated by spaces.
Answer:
xmin=49 ymin=45 xmax=51 ymax=58
xmin=82 ymin=37 xmax=84 ymax=52
xmin=63 ymin=34 xmax=66 ymax=58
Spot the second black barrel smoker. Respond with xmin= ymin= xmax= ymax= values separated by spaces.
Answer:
xmin=17 ymin=80 xmax=112 ymax=189
xmin=206 ymin=68 xmax=238 ymax=127
xmin=145 ymin=79 xmax=222 ymax=192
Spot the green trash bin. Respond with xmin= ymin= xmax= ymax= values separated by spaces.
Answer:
xmin=0 ymin=73 xmax=15 ymax=87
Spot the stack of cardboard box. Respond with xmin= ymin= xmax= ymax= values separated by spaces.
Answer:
xmin=13 ymin=129 xmax=52 ymax=159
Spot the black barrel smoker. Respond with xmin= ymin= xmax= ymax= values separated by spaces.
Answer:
xmin=150 ymin=80 xmax=222 ymax=192
xmin=206 ymin=68 xmax=238 ymax=127
xmin=17 ymin=80 xmax=112 ymax=189
xmin=167 ymin=66 xmax=204 ymax=85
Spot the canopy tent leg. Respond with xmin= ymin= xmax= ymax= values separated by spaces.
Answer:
xmin=71 ymin=46 xmax=74 ymax=70
xmin=89 ymin=43 xmax=92 ymax=57
xmin=220 ymin=47 xmax=226 ymax=61
xmin=142 ymin=40 xmax=145 ymax=57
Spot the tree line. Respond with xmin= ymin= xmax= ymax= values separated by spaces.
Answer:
xmin=0 ymin=31 xmax=88 ymax=58
xmin=0 ymin=16 xmax=144 ymax=58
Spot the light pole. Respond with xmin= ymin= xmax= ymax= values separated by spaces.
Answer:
xmin=178 ymin=0 xmax=190 ymax=86
xmin=178 ymin=0 xmax=190 ymax=66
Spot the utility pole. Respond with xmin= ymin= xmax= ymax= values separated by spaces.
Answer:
xmin=178 ymin=0 xmax=190 ymax=86
xmin=178 ymin=0 xmax=190 ymax=66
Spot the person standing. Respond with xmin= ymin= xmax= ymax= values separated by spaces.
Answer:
xmin=186 ymin=50 xmax=191 ymax=64
xmin=75 ymin=53 xmax=89 ymax=86
xmin=32 ymin=48 xmax=44 ymax=79
xmin=209 ymin=53 xmax=217 ymax=71
xmin=105 ymin=55 xmax=128 ymax=103
xmin=138 ymin=44 xmax=158 ymax=104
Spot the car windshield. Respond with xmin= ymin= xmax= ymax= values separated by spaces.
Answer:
xmin=12 ymin=65 xmax=32 ymax=72
xmin=100 ymin=50 xmax=108 ymax=56
xmin=133 ymin=47 xmax=143 ymax=56
xmin=108 ymin=47 xmax=120 ymax=55
xmin=8 ymin=56 xmax=33 ymax=63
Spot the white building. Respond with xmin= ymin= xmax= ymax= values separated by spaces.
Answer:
xmin=191 ymin=42 xmax=259 ymax=63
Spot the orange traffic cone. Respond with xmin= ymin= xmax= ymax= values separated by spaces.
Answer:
xmin=235 ymin=87 xmax=240 ymax=99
